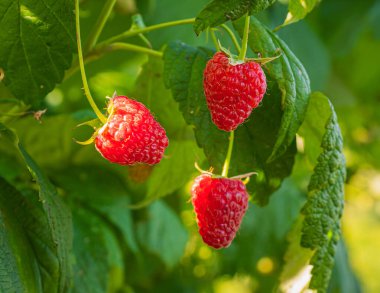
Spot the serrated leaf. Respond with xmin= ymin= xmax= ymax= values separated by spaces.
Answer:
xmin=300 ymin=93 xmax=346 ymax=292
xmin=163 ymin=41 xmax=297 ymax=205
xmin=0 ymin=0 xmax=75 ymax=105
xmin=234 ymin=17 xmax=311 ymax=162
xmin=194 ymin=0 xmax=276 ymax=35
xmin=282 ymin=0 xmax=321 ymax=28
xmin=137 ymin=200 xmax=188 ymax=268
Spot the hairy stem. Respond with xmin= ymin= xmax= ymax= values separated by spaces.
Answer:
xmin=222 ymin=131 xmax=235 ymax=177
xmin=75 ymin=0 xmax=107 ymax=124
xmin=238 ymin=13 xmax=250 ymax=61
xmin=84 ymin=0 xmax=117 ymax=52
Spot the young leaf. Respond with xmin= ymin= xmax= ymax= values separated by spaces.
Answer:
xmin=163 ymin=41 xmax=297 ymax=205
xmin=300 ymin=93 xmax=346 ymax=292
xmin=0 ymin=0 xmax=75 ymax=105
xmin=194 ymin=0 xmax=276 ymax=35
xmin=234 ymin=17 xmax=311 ymax=162
xmin=137 ymin=200 xmax=188 ymax=269
xmin=282 ymin=0 xmax=321 ymax=28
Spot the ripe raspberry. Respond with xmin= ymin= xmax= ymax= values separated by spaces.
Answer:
xmin=191 ymin=174 xmax=249 ymax=249
xmin=95 ymin=96 xmax=168 ymax=165
xmin=203 ymin=52 xmax=267 ymax=131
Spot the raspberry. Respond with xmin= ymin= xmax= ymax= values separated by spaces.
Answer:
xmin=191 ymin=174 xmax=249 ymax=249
xmin=95 ymin=96 xmax=169 ymax=165
xmin=203 ymin=52 xmax=267 ymax=131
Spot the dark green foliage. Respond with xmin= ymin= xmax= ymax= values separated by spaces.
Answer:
xmin=0 ymin=0 xmax=75 ymax=105
xmin=194 ymin=0 xmax=276 ymax=34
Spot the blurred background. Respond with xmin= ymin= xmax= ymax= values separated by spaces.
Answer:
xmin=1 ymin=0 xmax=380 ymax=292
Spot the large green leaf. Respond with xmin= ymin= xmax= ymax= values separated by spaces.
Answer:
xmin=300 ymin=93 xmax=346 ymax=292
xmin=0 ymin=0 xmax=75 ymax=105
xmin=131 ymin=57 xmax=187 ymax=136
xmin=0 ymin=178 xmax=42 ymax=292
xmin=52 ymin=166 xmax=139 ymax=254
xmin=0 ymin=123 xmax=72 ymax=292
xmin=234 ymin=17 xmax=311 ymax=162
xmin=71 ymin=208 xmax=124 ymax=293
xmin=163 ymin=41 xmax=296 ymax=205
xmin=194 ymin=0 xmax=276 ymax=35
xmin=137 ymin=200 xmax=188 ymax=268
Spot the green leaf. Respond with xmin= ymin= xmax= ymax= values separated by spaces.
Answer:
xmin=194 ymin=0 xmax=276 ymax=35
xmin=234 ymin=17 xmax=311 ymax=162
xmin=300 ymin=93 xmax=346 ymax=292
xmin=71 ymin=208 xmax=124 ymax=293
xmin=163 ymin=41 xmax=297 ymax=205
xmin=299 ymin=92 xmax=332 ymax=165
xmin=52 ymin=166 xmax=139 ymax=254
xmin=0 ymin=0 xmax=75 ymax=105
xmin=18 ymin=145 xmax=73 ymax=292
xmin=279 ymin=216 xmax=314 ymax=292
xmin=0 ymin=177 xmax=42 ymax=292
xmin=0 ymin=123 xmax=72 ymax=292
xmin=282 ymin=0 xmax=321 ymax=28
xmin=133 ymin=140 xmax=203 ymax=208
xmin=137 ymin=200 xmax=188 ymax=268
xmin=131 ymin=56 xmax=187 ymax=136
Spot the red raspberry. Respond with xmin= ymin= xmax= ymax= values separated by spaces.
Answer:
xmin=191 ymin=174 xmax=249 ymax=249
xmin=203 ymin=52 xmax=267 ymax=131
xmin=95 ymin=96 xmax=168 ymax=165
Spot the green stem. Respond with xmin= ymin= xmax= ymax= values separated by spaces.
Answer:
xmin=64 ymin=42 xmax=162 ymax=80
xmin=84 ymin=0 xmax=117 ymax=52
xmin=238 ymin=13 xmax=250 ymax=61
xmin=106 ymin=43 xmax=163 ymax=58
xmin=220 ymin=24 xmax=241 ymax=53
xmin=75 ymin=0 xmax=107 ymax=124
xmin=98 ymin=18 xmax=195 ymax=47
xmin=210 ymin=29 xmax=220 ymax=51
xmin=222 ymin=131 xmax=235 ymax=177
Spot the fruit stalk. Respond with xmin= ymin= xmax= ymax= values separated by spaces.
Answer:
xmin=222 ymin=131 xmax=234 ymax=177
xmin=75 ymin=0 xmax=107 ymax=124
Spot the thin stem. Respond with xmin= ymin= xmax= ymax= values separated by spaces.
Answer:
xmin=64 ymin=42 xmax=162 ymax=80
xmin=107 ymin=43 xmax=163 ymax=58
xmin=98 ymin=18 xmax=195 ymax=47
xmin=84 ymin=0 xmax=117 ymax=52
xmin=220 ymin=24 xmax=241 ymax=53
xmin=222 ymin=131 xmax=235 ymax=177
xmin=75 ymin=0 xmax=107 ymax=124
xmin=238 ymin=13 xmax=250 ymax=61
xmin=210 ymin=29 xmax=220 ymax=51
